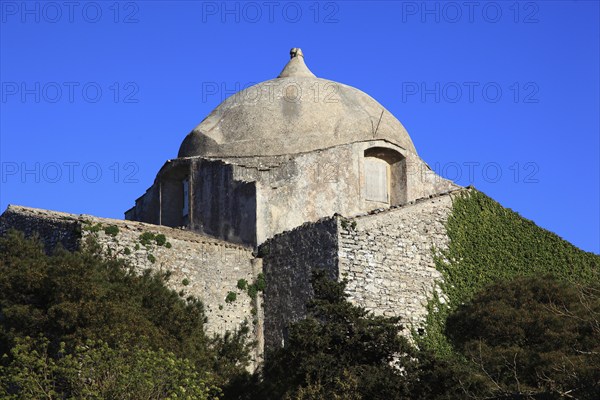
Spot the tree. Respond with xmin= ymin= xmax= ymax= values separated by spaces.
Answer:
xmin=254 ymin=270 xmax=418 ymax=400
xmin=0 ymin=336 xmax=220 ymax=400
xmin=445 ymin=275 xmax=600 ymax=399
xmin=0 ymin=230 xmax=252 ymax=398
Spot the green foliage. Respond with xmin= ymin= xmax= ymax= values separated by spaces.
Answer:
xmin=155 ymin=234 xmax=167 ymax=246
xmin=147 ymin=253 xmax=156 ymax=263
xmin=247 ymin=285 xmax=258 ymax=301
xmin=246 ymin=273 xmax=266 ymax=300
xmin=124 ymin=247 xmax=131 ymax=255
xmin=339 ymin=218 xmax=357 ymax=231
xmin=0 ymin=230 xmax=252 ymax=394
xmin=139 ymin=231 xmax=156 ymax=246
xmin=84 ymin=222 xmax=103 ymax=233
xmin=422 ymin=190 xmax=600 ymax=355
xmin=443 ymin=275 xmax=600 ymax=399
xmin=182 ymin=278 xmax=190 ymax=286
xmin=0 ymin=336 xmax=221 ymax=399
xmin=257 ymin=243 xmax=269 ymax=257
xmin=103 ymin=225 xmax=119 ymax=237
xmin=225 ymin=291 xmax=237 ymax=303
xmin=340 ymin=218 xmax=349 ymax=230
xmin=284 ymin=371 xmax=362 ymax=400
xmin=237 ymin=279 xmax=248 ymax=291
xmin=254 ymin=273 xmax=266 ymax=291
xmin=255 ymin=271 xmax=418 ymax=400
xmin=139 ymin=232 xmax=170 ymax=248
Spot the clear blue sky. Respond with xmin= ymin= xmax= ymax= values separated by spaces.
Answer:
xmin=1 ymin=1 xmax=598 ymax=254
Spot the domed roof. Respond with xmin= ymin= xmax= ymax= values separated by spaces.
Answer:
xmin=178 ymin=48 xmax=416 ymax=158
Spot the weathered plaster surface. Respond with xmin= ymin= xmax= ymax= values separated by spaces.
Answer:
xmin=126 ymin=140 xmax=458 ymax=246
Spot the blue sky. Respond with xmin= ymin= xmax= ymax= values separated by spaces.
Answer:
xmin=1 ymin=1 xmax=598 ymax=254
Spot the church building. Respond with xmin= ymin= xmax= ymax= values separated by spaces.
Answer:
xmin=1 ymin=49 xmax=464 ymax=359
xmin=124 ymin=48 xmax=458 ymax=246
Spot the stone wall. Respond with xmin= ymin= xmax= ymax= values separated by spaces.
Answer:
xmin=338 ymin=191 xmax=460 ymax=330
xmin=0 ymin=206 xmax=82 ymax=252
xmin=0 ymin=205 xmax=262 ymax=361
xmin=260 ymin=217 xmax=339 ymax=352
xmin=2 ymin=187 xmax=464 ymax=359
xmin=125 ymin=158 xmax=258 ymax=246
xmin=191 ymin=159 xmax=257 ymax=246
xmin=259 ymin=189 xmax=464 ymax=352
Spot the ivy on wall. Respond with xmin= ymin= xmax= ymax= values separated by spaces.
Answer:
xmin=420 ymin=189 xmax=600 ymax=356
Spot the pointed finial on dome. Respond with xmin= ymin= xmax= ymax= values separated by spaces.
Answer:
xmin=278 ymin=47 xmax=316 ymax=78
xmin=290 ymin=48 xmax=304 ymax=58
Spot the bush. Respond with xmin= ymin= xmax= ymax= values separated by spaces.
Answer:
xmin=237 ymin=279 xmax=248 ymax=291
xmin=0 ymin=230 xmax=253 ymax=394
xmin=139 ymin=232 xmax=156 ymax=246
xmin=247 ymin=274 xmax=266 ymax=300
xmin=421 ymin=189 xmax=600 ymax=356
xmin=104 ymin=225 xmax=119 ymax=237
xmin=0 ymin=336 xmax=221 ymax=399
xmin=256 ymin=271 xmax=418 ymax=400
xmin=444 ymin=275 xmax=600 ymax=400
xmin=254 ymin=273 xmax=266 ymax=291
xmin=225 ymin=291 xmax=237 ymax=303
xmin=155 ymin=234 xmax=167 ymax=246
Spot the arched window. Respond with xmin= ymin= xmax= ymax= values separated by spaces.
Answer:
xmin=363 ymin=147 xmax=406 ymax=206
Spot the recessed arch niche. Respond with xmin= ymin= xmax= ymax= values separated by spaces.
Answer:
xmin=363 ymin=147 xmax=407 ymax=206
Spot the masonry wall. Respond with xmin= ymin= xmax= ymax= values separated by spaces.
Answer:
xmin=125 ymin=184 xmax=160 ymax=225
xmin=0 ymin=206 xmax=262 ymax=362
xmin=260 ymin=218 xmax=339 ymax=352
xmin=191 ymin=159 xmax=257 ymax=246
xmin=259 ymin=190 xmax=461 ymax=353
xmin=0 ymin=206 xmax=82 ymax=252
xmin=339 ymin=193 xmax=457 ymax=329
xmin=3 ymin=187 xmax=462 ymax=360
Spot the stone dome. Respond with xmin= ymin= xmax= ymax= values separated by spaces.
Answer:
xmin=178 ymin=48 xmax=417 ymax=158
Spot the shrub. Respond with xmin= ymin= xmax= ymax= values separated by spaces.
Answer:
xmin=0 ymin=337 xmax=221 ymax=399
xmin=225 ymin=291 xmax=237 ymax=303
xmin=0 ymin=230 xmax=253 ymax=394
xmin=421 ymin=189 xmax=600 ymax=356
xmin=257 ymin=271 xmax=417 ymax=400
xmin=155 ymin=234 xmax=167 ymax=246
xmin=139 ymin=232 xmax=156 ymax=246
xmin=103 ymin=225 xmax=119 ymax=237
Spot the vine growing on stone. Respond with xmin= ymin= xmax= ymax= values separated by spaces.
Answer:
xmin=419 ymin=189 xmax=600 ymax=356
